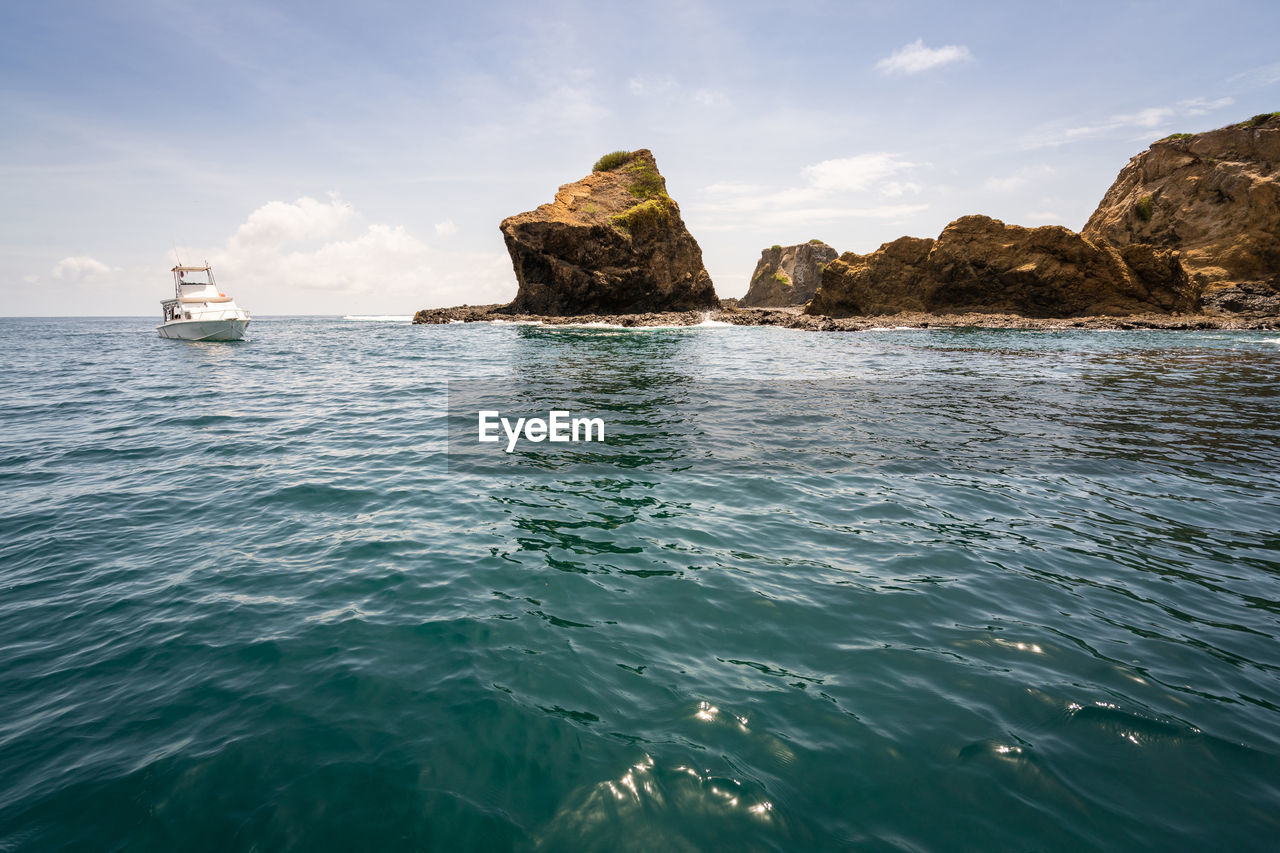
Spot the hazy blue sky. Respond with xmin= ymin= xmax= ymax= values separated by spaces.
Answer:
xmin=3 ymin=0 xmax=1277 ymax=315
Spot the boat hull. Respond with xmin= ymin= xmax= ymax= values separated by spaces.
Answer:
xmin=157 ymin=318 xmax=250 ymax=341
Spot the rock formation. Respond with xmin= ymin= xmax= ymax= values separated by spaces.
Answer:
xmin=414 ymin=116 xmax=1279 ymax=325
xmin=806 ymin=236 xmax=933 ymax=316
xmin=807 ymin=115 xmax=1280 ymax=318
xmin=741 ymin=241 xmax=838 ymax=307
xmin=808 ymin=216 xmax=1198 ymax=318
xmin=1083 ymin=113 xmax=1279 ymax=306
xmin=498 ymin=149 xmax=718 ymax=315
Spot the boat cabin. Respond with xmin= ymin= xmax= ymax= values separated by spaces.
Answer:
xmin=171 ymin=265 xmax=231 ymax=303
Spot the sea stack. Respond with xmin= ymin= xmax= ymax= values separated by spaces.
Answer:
xmin=498 ymin=149 xmax=718 ymax=315
xmin=1082 ymin=113 xmax=1280 ymax=313
xmin=740 ymin=241 xmax=838 ymax=307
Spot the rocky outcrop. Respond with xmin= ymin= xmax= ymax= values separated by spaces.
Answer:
xmin=741 ymin=241 xmax=838 ymax=307
xmin=1200 ymin=280 xmax=1280 ymax=314
xmin=808 ymin=216 xmax=1199 ymax=318
xmin=1083 ymin=113 xmax=1280 ymax=303
xmin=801 ymin=114 xmax=1280 ymax=319
xmin=806 ymin=236 xmax=934 ymax=316
xmin=498 ymin=149 xmax=718 ymax=315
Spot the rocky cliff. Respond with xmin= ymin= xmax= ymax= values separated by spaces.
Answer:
xmin=807 ymin=115 xmax=1280 ymax=319
xmin=741 ymin=241 xmax=838 ymax=307
xmin=499 ymin=149 xmax=718 ymax=315
xmin=1083 ymin=113 xmax=1279 ymax=308
xmin=807 ymin=216 xmax=1197 ymax=318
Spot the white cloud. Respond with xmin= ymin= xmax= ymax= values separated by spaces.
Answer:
xmin=195 ymin=196 xmax=513 ymax=312
xmin=628 ymin=75 xmax=676 ymax=96
xmin=1177 ymin=96 xmax=1234 ymax=116
xmin=1023 ymin=97 xmax=1236 ymax=148
xmin=52 ymin=255 xmax=119 ymax=282
xmin=229 ymin=195 xmax=355 ymax=250
xmin=768 ymin=186 xmax=826 ymax=207
xmin=875 ymin=39 xmax=972 ymax=76
xmin=984 ymin=164 xmax=1056 ymax=192
xmin=803 ymin=153 xmax=920 ymax=192
xmin=690 ymin=152 xmax=929 ymax=232
xmin=269 ymin=224 xmax=431 ymax=294
xmin=539 ymin=83 xmax=609 ymax=125
xmin=627 ymin=76 xmax=728 ymax=108
xmin=693 ymin=204 xmax=929 ymax=231
xmin=697 ymin=182 xmax=765 ymax=196
xmin=435 ymin=219 xmax=458 ymax=237
xmin=1113 ymin=106 xmax=1176 ymax=129
xmin=693 ymin=88 xmax=729 ymax=107
xmin=881 ymin=181 xmax=923 ymax=198
xmin=1228 ymin=63 xmax=1280 ymax=87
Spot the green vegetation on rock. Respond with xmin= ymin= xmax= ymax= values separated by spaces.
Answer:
xmin=808 ymin=238 xmax=826 ymax=245
xmin=593 ymin=150 xmax=633 ymax=172
xmin=610 ymin=196 xmax=673 ymax=235
xmin=1159 ymin=132 xmax=1193 ymax=142
xmin=1136 ymin=195 xmax=1154 ymax=222
xmin=770 ymin=244 xmax=782 ymax=252
xmin=773 ymin=272 xmax=790 ymax=284
xmin=1244 ymin=112 xmax=1279 ymax=128
xmin=624 ymin=159 xmax=668 ymax=201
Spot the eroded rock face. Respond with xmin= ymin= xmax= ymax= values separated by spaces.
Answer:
xmin=499 ymin=149 xmax=718 ymax=315
xmin=741 ymin=241 xmax=838 ymax=307
xmin=806 ymin=236 xmax=934 ymax=316
xmin=1082 ymin=114 xmax=1280 ymax=297
xmin=808 ymin=216 xmax=1199 ymax=318
xmin=1201 ymin=281 xmax=1280 ymax=314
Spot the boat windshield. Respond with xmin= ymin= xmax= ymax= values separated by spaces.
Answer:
xmin=175 ymin=268 xmax=212 ymax=284
xmin=172 ymin=265 xmax=219 ymax=297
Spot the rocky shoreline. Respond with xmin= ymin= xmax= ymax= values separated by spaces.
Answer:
xmin=415 ymin=115 xmax=1279 ymax=330
xmin=413 ymin=304 xmax=1280 ymax=331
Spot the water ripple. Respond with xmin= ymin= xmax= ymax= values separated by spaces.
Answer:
xmin=0 ymin=318 xmax=1278 ymax=850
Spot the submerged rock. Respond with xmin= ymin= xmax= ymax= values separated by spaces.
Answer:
xmin=1083 ymin=112 xmax=1280 ymax=307
xmin=741 ymin=241 xmax=838 ymax=307
xmin=498 ymin=149 xmax=718 ymax=315
xmin=807 ymin=216 xmax=1198 ymax=318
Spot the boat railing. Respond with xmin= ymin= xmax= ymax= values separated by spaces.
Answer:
xmin=182 ymin=308 xmax=248 ymax=322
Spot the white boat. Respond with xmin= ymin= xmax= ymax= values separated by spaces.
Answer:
xmin=157 ymin=264 xmax=250 ymax=341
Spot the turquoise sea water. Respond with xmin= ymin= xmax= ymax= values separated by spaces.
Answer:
xmin=2 ymin=316 xmax=1279 ymax=851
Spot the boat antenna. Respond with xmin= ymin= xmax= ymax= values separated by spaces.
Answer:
xmin=172 ymin=242 xmax=183 ymax=268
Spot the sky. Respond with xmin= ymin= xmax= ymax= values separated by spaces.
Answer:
xmin=2 ymin=0 xmax=1278 ymax=316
